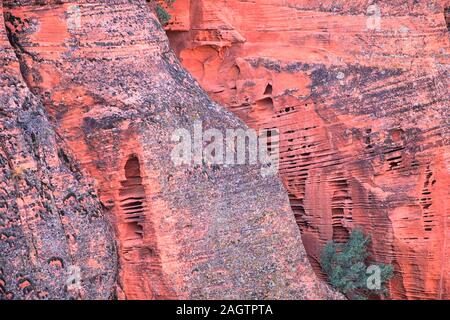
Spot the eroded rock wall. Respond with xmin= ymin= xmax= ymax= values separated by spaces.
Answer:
xmin=0 ymin=1 xmax=117 ymax=300
xmin=166 ymin=0 xmax=450 ymax=299
xmin=2 ymin=0 xmax=339 ymax=300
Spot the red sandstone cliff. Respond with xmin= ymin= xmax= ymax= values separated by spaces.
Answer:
xmin=0 ymin=1 xmax=117 ymax=300
xmin=165 ymin=0 xmax=450 ymax=299
xmin=1 ymin=0 xmax=340 ymax=300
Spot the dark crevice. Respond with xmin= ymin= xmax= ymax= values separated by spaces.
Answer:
xmin=330 ymin=178 xmax=352 ymax=244
xmin=264 ymin=83 xmax=273 ymax=95
xmin=445 ymin=7 xmax=450 ymax=32
xmin=119 ymin=155 xmax=146 ymax=242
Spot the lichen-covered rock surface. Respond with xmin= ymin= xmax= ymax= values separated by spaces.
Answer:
xmin=0 ymin=0 xmax=117 ymax=300
xmin=166 ymin=0 xmax=450 ymax=299
xmin=1 ymin=0 xmax=340 ymax=300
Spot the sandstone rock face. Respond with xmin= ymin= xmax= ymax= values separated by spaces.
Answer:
xmin=2 ymin=0 xmax=339 ymax=299
xmin=0 ymin=1 xmax=117 ymax=300
xmin=166 ymin=0 xmax=450 ymax=299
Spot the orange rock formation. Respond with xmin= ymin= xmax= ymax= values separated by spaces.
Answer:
xmin=2 ymin=0 xmax=340 ymax=300
xmin=0 ymin=1 xmax=117 ymax=299
xmin=166 ymin=0 xmax=450 ymax=299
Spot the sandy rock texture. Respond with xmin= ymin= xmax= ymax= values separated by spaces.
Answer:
xmin=166 ymin=0 xmax=450 ymax=299
xmin=0 ymin=1 xmax=117 ymax=300
xmin=1 ymin=0 xmax=340 ymax=299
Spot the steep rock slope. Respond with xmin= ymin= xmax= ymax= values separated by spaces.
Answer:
xmin=166 ymin=0 xmax=450 ymax=299
xmin=0 ymin=1 xmax=117 ymax=300
xmin=3 ymin=0 xmax=339 ymax=299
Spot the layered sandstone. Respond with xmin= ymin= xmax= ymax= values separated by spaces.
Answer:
xmin=2 ymin=0 xmax=339 ymax=299
xmin=166 ymin=0 xmax=450 ymax=299
xmin=0 ymin=1 xmax=117 ymax=300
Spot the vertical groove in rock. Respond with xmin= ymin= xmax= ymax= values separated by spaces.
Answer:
xmin=117 ymin=154 xmax=175 ymax=299
xmin=445 ymin=6 xmax=450 ymax=31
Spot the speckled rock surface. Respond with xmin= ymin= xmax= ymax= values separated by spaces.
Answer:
xmin=0 ymin=1 xmax=117 ymax=300
xmin=166 ymin=0 xmax=450 ymax=299
xmin=2 ymin=0 xmax=340 ymax=299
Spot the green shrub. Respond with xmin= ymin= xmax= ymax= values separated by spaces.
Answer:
xmin=320 ymin=229 xmax=394 ymax=300
xmin=149 ymin=0 xmax=175 ymax=26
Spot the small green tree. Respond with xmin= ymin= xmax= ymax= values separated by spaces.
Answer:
xmin=148 ymin=0 xmax=175 ymax=26
xmin=320 ymin=229 xmax=394 ymax=300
